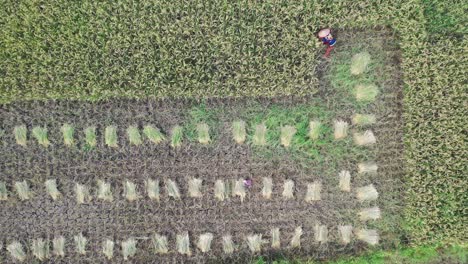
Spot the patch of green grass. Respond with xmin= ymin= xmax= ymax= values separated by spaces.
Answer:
xmin=105 ymin=125 xmax=118 ymax=148
xmin=127 ymin=126 xmax=142 ymax=145
xmin=32 ymin=126 xmax=50 ymax=147
xmin=170 ymin=125 xmax=183 ymax=148
xmin=61 ymin=123 xmax=74 ymax=146
xmin=143 ymin=125 xmax=165 ymax=144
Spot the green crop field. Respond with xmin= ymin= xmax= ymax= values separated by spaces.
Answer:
xmin=0 ymin=0 xmax=466 ymax=263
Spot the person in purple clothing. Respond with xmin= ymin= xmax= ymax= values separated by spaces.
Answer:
xmin=317 ymin=28 xmax=336 ymax=58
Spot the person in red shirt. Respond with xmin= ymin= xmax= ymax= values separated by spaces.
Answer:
xmin=317 ymin=28 xmax=336 ymax=58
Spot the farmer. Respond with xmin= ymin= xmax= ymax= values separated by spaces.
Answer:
xmin=317 ymin=28 xmax=336 ymax=58
xmin=243 ymin=178 xmax=252 ymax=188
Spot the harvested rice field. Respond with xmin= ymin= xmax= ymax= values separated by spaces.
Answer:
xmin=0 ymin=30 xmax=404 ymax=263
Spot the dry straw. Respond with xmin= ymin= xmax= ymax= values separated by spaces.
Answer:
xmin=282 ymin=180 xmax=294 ymax=199
xmin=31 ymin=238 xmax=49 ymax=260
xmin=124 ymin=180 xmax=140 ymax=201
xmin=188 ymin=178 xmax=203 ymax=198
xmin=314 ymin=224 xmax=328 ymax=243
xmin=176 ymin=232 xmax=191 ymax=256
xmin=15 ymin=180 xmax=32 ymax=201
xmin=197 ymin=233 xmax=213 ymax=253
xmin=146 ymin=179 xmax=160 ymax=201
xmin=0 ymin=181 xmax=8 ymax=200
xmin=233 ymin=179 xmax=246 ymax=202
xmin=75 ymin=183 xmax=92 ymax=204
xmin=152 ymin=234 xmax=168 ymax=254
xmin=61 ymin=123 xmax=74 ymax=146
xmin=122 ymin=238 xmax=137 ymax=260
xmin=353 ymin=130 xmax=376 ymax=146
xmin=143 ymin=125 xmax=165 ymax=144
xmin=356 ymin=229 xmax=379 ymax=245
xmin=222 ymin=235 xmax=235 ymax=254
xmin=290 ymin=226 xmax=303 ymax=248
xmin=53 ymin=236 xmax=65 ymax=257
xmin=262 ymin=177 xmax=273 ymax=199
xmin=280 ymin=125 xmax=296 ymax=147
xmin=214 ymin=179 xmax=226 ymax=201
xmin=196 ymin=123 xmax=210 ymax=144
xmin=253 ymin=124 xmax=267 ymax=146
xmin=334 ymin=120 xmax=348 ymax=139
xmin=350 ymin=51 xmax=371 ymax=75
xmin=84 ymin=126 xmax=97 ymax=147
xmin=166 ymin=179 xmax=181 ymax=199
xmin=32 ymin=126 xmax=50 ymax=147
xmin=13 ymin=125 xmax=27 ymax=146
xmin=338 ymin=225 xmax=353 ymax=244
xmin=45 ymin=179 xmax=61 ymax=200
xmin=232 ymin=120 xmax=246 ymax=144
xmin=105 ymin=125 xmax=118 ymax=147
xmin=309 ymin=120 xmax=321 ymax=140
xmin=339 ymin=170 xmax=351 ymax=192
xmin=271 ymin=228 xmax=280 ymax=249
xmin=356 ymin=184 xmax=379 ymax=201
xmin=170 ymin=125 xmax=183 ymax=148
xmin=102 ymin=239 xmax=114 ymax=260
xmin=97 ymin=180 xmax=113 ymax=202
xmin=355 ymin=84 xmax=379 ymax=102
xmin=352 ymin=114 xmax=376 ymax=126
xmin=74 ymin=233 xmax=87 ymax=255
xmin=305 ymin=182 xmax=322 ymax=202
xmin=359 ymin=207 xmax=381 ymax=221
xmin=246 ymin=234 xmax=263 ymax=253
xmin=7 ymin=241 xmax=26 ymax=262
xmin=358 ymin=161 xmax=378 ymax=173
xmin=127 ymin=126 xmax=142 ymax=145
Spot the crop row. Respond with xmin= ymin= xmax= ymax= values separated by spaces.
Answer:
xmin=3 ymin=225 xmax=380 ymax=262
xmin=7 ymin=116 xmax=377 ymax=149
xmin=0 ymin=168 xmax=378 ymax=204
